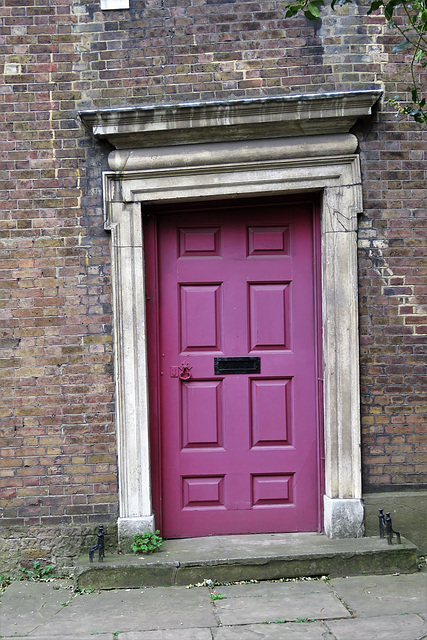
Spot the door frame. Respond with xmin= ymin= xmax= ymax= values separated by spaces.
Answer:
xmin=104 ymin=139 xmax=365 ymax=548
xmin=79 ymin=92 xmax=383 ymax=548
xmin=143 ymin=196 xmax=324 ymax=535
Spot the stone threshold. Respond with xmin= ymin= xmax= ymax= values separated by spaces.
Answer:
xmin=75 ymin=532 xmax=418 ymax=590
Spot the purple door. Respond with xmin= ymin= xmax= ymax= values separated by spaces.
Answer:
xmin=156 ymin=199 xmax=321 ymax=538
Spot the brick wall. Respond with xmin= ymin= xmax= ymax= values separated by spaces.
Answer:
xmin=358 ymin=122 xmax=427 ymax=490
xmin=0 ymin=0 xmax=426 ymax=566
xmin=0 ymin=0 xmax=118 ymax=538
xmin=356 ymin=3 xmax=427 ymax=491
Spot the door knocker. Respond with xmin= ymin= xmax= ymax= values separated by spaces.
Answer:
xmin=178 ymin=364 xmax=192 ymax=380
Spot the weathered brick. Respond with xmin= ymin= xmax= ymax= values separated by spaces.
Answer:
xmin=0 ymin=0 xmax=425 ymax=570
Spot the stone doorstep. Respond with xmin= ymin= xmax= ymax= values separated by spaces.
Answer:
xmin=74 ymin=532 xmax=419 ymax=590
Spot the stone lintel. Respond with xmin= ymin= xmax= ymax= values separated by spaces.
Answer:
xmin=79 ymin=90 xmax=382 ymax=149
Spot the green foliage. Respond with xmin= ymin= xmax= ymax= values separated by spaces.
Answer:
xmin=18 ymin=561 xmax=54 ymax=582
xmin=285 ymin=0 xmax=325 ymax=19
xmin=74 ymin=585 xmax=96 ymax=595
xmin=0 ymin=573 xmax=12 ymax=596
xmin=282 ymin=0 xmax=427 ymax=123
xmin=295 ymin=617 xmax=315 ymax=622
xmin=0 ymin=563 xmax=54 ymax=597
xmin=209 ymin=591 xmax=224 ymax=601
xmin=131 ymin=530 xmax=163 ymax=555
xmin=269 ymin=617 xmax=315 ymax=624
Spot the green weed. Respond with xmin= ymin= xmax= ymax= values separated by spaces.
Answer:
xmin=0 ymin=573 xmax=12 ymax=597
xmin=74 ymin=585 xmax=96 ymax=595
xmin=19 ymin=561 xmax=53 ymax=582
xmin=131 ymin=530 xmax=163 ymax=555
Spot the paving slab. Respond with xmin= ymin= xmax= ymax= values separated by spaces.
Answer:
xmin=0 ymin=634 xmax=212 ymax=640
xmin=211 ymin=580 xmax=350 ymax=626
xmin=26 ymin=586 xmax=216 ymax=636
xmin=0 ymin=580 xmax=74 ymax=637
xmin=325 ymin=613 xmax=427 ymax=640
xmin=329 ymin=573 xmax=427 ymax=617
xmin=119 ymin=631 xmax=213 ymax=639
xmin=1 ymin=632 xmax=213 ymax=640
xmin=4 ymin=637 xmax=113 ymax=640
xmin=2 ymin=573 xmax=426 ymax=640
xmin=212 ymin=621 xmax=331 ymax=639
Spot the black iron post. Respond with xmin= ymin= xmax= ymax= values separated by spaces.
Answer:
xmin=89 ymin=525 xmax=105 ymax=562
xmin=378 ymin=508 xmax=386 ymax=539
xmin=385 ymin=512 xmax=401 ymax=545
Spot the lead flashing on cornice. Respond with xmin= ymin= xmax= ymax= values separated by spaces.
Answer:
xmin=78 ymin=90 xmax=383 ymax=150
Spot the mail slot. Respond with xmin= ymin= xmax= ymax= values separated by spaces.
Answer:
xmin=214 ymin=357 xmax=261 ymax=375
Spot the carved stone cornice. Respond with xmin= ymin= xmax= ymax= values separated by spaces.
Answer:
xmin=79 ymin=90 xmax=382 ymax=149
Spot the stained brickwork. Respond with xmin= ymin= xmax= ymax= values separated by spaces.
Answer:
xmin=0 ymin=0 xmax=426 ymax=566
xmin=359 ymin=123 xmax=427 ymax=490
xmin=0 ymin=0 xmax=117 ymax=535
xmin=356 ymin=4 xmax=427 ymax=491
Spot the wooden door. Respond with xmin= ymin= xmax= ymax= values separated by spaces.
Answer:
xmin=149 ymin=198 xmax=321 ymax=538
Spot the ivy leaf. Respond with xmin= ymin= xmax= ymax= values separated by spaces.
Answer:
xmin=392 ymin=40 xmax=412 ymax=52
xmin=285 ymin=5 xmax=301 ymax=17
xmin=304 ymin=8 xmax=319 ymax=18
xmin=384 ymin=0 xmax=404 ymax=21
xmin=367 ymin=0 xmax=384 ymax=14
xmin=307 ymin=2 xmax=321 ymax=16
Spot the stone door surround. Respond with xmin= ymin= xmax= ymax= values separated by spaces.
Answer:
xmin=80 ymin=90 xmax=382 ymax=546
